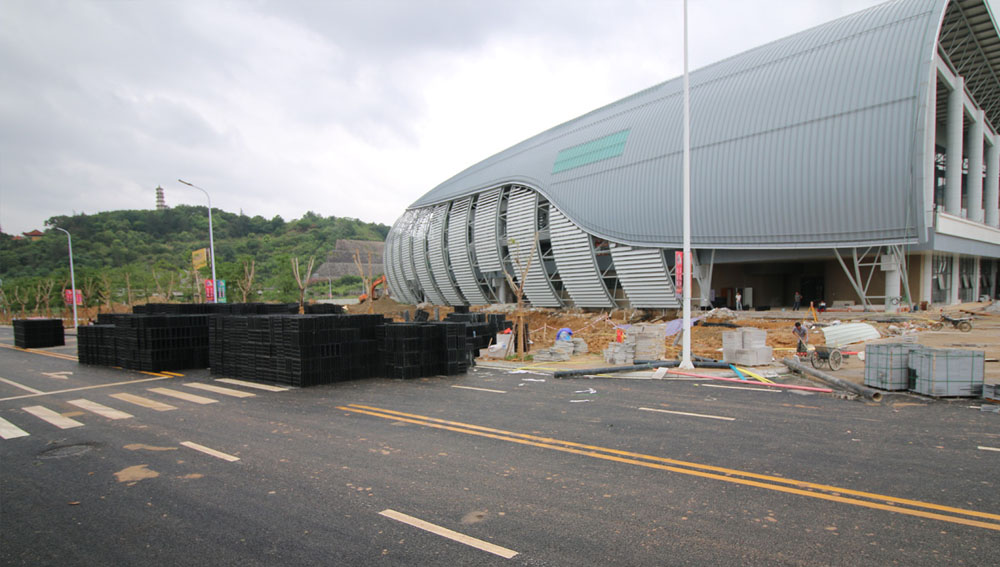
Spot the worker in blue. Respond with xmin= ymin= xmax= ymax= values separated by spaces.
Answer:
xmin=556 ymin=327 xmax=573 ymax=341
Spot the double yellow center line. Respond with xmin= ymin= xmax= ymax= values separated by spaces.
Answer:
xmin=338 ymin=403 xmax=1000 ymax=532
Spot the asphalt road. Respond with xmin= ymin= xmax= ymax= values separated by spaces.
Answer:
xmin=1 ymin=327 xmax=998 ymax=566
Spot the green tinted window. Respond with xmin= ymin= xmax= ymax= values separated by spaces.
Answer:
xmin=552 ymin=129 xmax=630 ymax=174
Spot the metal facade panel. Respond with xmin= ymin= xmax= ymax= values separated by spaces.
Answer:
xmin=428 ymin=203 xmax=466 ymax=306
xmin=609 ymin=243 xmax=681 ymax=308
xmin=386 ymin=212 xmax=419 ymax=304
xmin=506 ymin=187 xmax=562 ymax=307
xmin=473 ymin=187 xmax=503 ymax=271
xmin=407 ymin=0 xmax=946 ymax=250
xmin=398 ymin=210 xmax=421 ymax=304
xmin=383 ymin=216 xmax=405 ymax=301
xmin=412 ymin=208 xmax=446 ymax=305
xmin=447 ymin=197 xmax=489 ymax=305
xmin=549 ymin=207 xmax=613 ymax=307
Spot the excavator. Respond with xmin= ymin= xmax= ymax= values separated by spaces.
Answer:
xmin=358 ymin=275 xmax=387 ymax=303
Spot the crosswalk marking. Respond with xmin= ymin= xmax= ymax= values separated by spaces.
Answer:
xmin=184 ymin=382 xmax=255 ymax=398
xmin=215 ymin=378 xmax=289 ymax=392
xmin=148 ymin=387 xmax=217 ymax=405
xmin=0 ymin=416 xmax=30 ymax=439
xmin=22 ymin=405 xmax=84 ymax=429
xmin=110 ymin=392 xmax=176 ymax=411
xmin=67 ymin=399 xmax=134 ymax=420
xmin=180 ymin=441 xmax=240 ymax=462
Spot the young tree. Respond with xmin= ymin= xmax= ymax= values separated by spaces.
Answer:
xmin=291 ymin=256 xmax=316 ymax=314
xmin=353 ymin=249 xmax=374 ymax=314
xmin=35 ymin=279 xmax=55 ymax=317
xmin=237 ymin=258 xmax=256 ymax=303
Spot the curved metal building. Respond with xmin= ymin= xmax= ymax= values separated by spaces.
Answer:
xmin=386 ymin=0 xmax=1000 ymax=310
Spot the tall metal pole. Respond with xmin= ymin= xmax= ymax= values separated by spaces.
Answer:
xmin=679 ymin=0 xmax=694 ymax=370
xmin=54 ymin=227 xmax=78 ymax=330
xmin=178 ymin=179 xmax=218 ymax=303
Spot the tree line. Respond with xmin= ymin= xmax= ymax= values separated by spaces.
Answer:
xmin=0 ymin=207 xmax=388 ymax=321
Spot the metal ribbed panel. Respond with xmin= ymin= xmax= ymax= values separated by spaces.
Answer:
xmin=473 ymin=187 xmax=503 ymax=272
xmin=407 ymin=0 xmax=943 ymax=249
xmin=609 ymin=243 xmax=680 ymax=308
xmin=549 ymin=207 xmax=613 ymax=308
xmin=447 ymin=197 xmax=489 ymax=304
xmin=385 ymin=214 xmax=414 ymax=303
xmin=428 ymin=203 xmax=465 ymax=306
xmin=398 ymin=210 xmax=421 ymax=304
xmin=506 ymin=187 xmax=562 ymax=307
xmin=412 ymin=208 xmax=446 ymax=305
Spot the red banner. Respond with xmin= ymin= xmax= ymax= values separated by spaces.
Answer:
xmin=204 ymin=278 xmax=215 ymax=302
xmin=63 ymin=289 xmax=83 ymax=306
xmin=675 ymin=251 xmax=684 ymax=295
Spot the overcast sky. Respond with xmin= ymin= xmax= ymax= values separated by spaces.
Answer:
xmin=1 ymin=0 xmax=910 ymax=235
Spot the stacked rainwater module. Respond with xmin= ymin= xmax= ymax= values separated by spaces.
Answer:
xmin=209 ymin=314 xmax=386 ymax=387
xmin=381 ymin=321 xmax=475 ymax=379
xmin=13 ymin=319 xmax=65 ymax=348
xmin=112 ymin=314 xmax=210 ymax=372
xmin=444 ymin=312 xmax=510 ymax=357
xmin=77 ymin=324 xmax=117 ymax=365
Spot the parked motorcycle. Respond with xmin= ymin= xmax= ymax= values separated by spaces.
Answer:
xmin=931 ymin=314 xmax=973 ymax=332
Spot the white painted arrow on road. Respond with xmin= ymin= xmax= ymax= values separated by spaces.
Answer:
xmin=42 ymin=372 xmax=73 ymax=380
xmin=574 ymin=388 xmax=596 ymax=394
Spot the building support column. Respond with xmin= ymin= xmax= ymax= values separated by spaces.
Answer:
xmin=973 ymin=258 xmax=982 ymax=302
xmin=919 ymin=251 xmax=934 ymax=308
xmin=987 ymin=139 xmax=1000 ymax=228
xmin=946 ymin=77 xmax=965 ymax=215
xmin=951 ymin=253 xmax=962 ymax=304
xmin=968 ymin=110 xmax=985 ymax=222
xmin=884 ymin=258 xmax=901 ymax=313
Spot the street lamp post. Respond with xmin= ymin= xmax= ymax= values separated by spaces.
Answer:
xmin=679 ymin=0 xmax=694 ymax=369
xmin=178 ymin=179 xmax=218 ymax=303
xmin=53 ymin=227 xmax=79 ymax=330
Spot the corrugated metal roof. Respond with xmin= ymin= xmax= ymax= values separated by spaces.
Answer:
xmin=409 ymin=0 xmax=966 ymax=250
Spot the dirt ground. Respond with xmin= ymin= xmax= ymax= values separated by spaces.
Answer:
xmin=355 ymin=298 xmax=1000 ymax=385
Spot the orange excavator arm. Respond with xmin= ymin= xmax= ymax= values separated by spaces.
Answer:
xmin=359 ymin=275 xmax=387 ymax=303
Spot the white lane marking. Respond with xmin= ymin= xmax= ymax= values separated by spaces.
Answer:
xmin=67 ymin=399 xmax=133 ymax=420
xmin=638 ymin=407 xmax=736 ymax=422
xmin=148 ymin=387 xmax=217 ymax=405
xmin=379 ymin=509 xmax=518 ymax=559
xmin=695 ymin=383 xmax=780 ymax=393
xmin=180 ymin=441 xmax=240 ymax=462
xmin=0 ymin=376 xmax=45 ymax=394
xmin=109 ymin=392 xmax=176 ymax=411
xmin=978 ymin=446 xmax=1000 ymax=452
xmin=22 ymin=405 xmax=85 ymax=429
xmin=0 ymin=416 xmax=30 ymax=439
xmin=451 ymin=385 xmax=506 ymax=394
xmin=215 ymin=378 xmax=289 ymax=392
xmin=0 ymin=375 xmax=175 ymax=403
xmin=184 ymin=382 xmax=255 ymax=398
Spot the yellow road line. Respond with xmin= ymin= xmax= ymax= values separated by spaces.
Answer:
xmin=339 ymin=404 xmax=1000 ymax=530
xmin=0 ymin=343 xmax=78 ymax=361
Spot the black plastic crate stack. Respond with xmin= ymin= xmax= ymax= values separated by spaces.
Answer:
xmin=210 ymin=314 xmax=390 ymax=387
xmin=136 ymin=302 xmax=299 ymax=316
xmin=77 ymin=324 xmax=117 ymax=365
xmin=111 ymin=314 xmax=210 ymax=372
xmin=13 ymin=319 xmax=65 ymax=348
xmin=304 ymin=303 xmax=344 ymax=315
xmin=381 ymin=323 xmax=426 ymax=379
xmin=428 ymin=321 xmax=469 ymax=375
xmin=445 ymin=312 xmax=512 ymax=359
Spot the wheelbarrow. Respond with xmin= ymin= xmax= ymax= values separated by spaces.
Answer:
xmin=810 ymin=345 xmax=844 ymax=371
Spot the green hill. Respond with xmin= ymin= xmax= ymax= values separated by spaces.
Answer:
xmin=0 ymin=207 xmax=390 ymax=315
